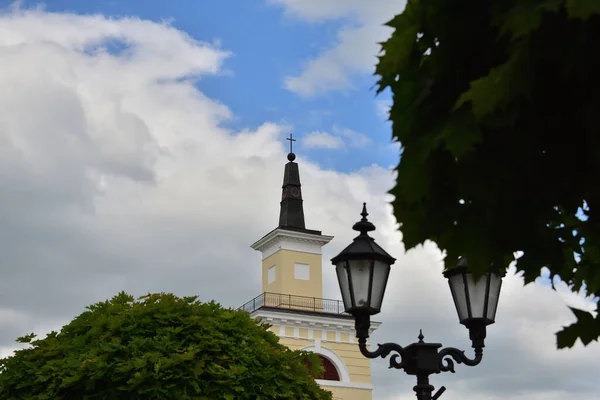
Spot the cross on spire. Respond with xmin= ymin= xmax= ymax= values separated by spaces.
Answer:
xmin=286 ymin=133 xmax=296 ymax=154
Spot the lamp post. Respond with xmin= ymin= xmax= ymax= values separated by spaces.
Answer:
xmin=331 ymin=203 xmax=505 ymax=400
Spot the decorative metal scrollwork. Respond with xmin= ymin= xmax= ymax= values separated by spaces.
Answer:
xmin=438 ymin=347 xmax=483 ymax=373
xmin=353 ymin=321 xmax=487 ymax=399
xmin=358 ymin=340 xmax=407 ymax=370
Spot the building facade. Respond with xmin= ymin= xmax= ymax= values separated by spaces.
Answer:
xmin=239 ymin=150 xmax=379 ymax=400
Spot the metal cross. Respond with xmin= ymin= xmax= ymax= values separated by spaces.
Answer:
xmin=286 ymin=133 xmax=296 ymax=153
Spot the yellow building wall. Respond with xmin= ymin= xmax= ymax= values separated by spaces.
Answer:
xmin=266 ymin=324 xmax=278 ymax=334
xmin=262 ymin=253 xmax=282 ymax=294
xmin=322 ymin=341 xmax=371 ymax=384
xmin=262 ymin=250 xmax=323 ymax=300
xmin=279 ymin=336 xmax=313 ymax=350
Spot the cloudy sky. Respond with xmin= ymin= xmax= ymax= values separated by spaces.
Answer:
xmin=0 ymin=1 xmax=598 ymax=399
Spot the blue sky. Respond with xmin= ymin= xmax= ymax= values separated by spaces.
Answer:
xmin=20 ymin=0 xmax=398 ymax=173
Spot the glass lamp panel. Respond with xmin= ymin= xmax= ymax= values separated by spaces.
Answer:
xmin=448 ymin=274 xmax=469 ymax=321
xmin=485 ymin=273 xmax=503 ymax=321
xmin=370 ymin=260 xmax=391 ymax=311
xmin=348 ymin=259 xmax=372 ymax=309
xmin=335 ymin=262 xmax=353 ymax=311
xmin=465 ymin=274 xmax=489 ymax=318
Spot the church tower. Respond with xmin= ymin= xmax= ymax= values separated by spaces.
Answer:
xmin=240 ymin=136 xmax=380 ymax=400
xmin=251 ymin=150 xmax=332 ymax=301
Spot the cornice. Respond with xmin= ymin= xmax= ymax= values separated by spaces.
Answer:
xmin=250 ymin=228 xmax=333 ymax=253
xmin=251 ymin=308 xmax=381 ymax=335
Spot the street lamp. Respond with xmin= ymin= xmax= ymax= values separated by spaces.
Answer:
xmin=331 ymin=203 xmax=505 ymax=400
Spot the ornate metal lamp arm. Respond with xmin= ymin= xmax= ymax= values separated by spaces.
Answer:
xmin=358 ymin=337 xmax=407 ymax=369
xmin=438 ymin=346 xmax=483 ymax=373
xmin=438 ymin=322 xmax=487 ymax=372
xmin=353 ymin=315 xmax=489 ymax=400
xmin=355 ymin=315 xmax=407 ymax=369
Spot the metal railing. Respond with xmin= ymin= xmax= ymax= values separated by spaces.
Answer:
xmin=238 ymin=292 xmax=349 ymax=316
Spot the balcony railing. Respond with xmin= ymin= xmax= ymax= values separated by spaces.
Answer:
xmin=238 ymin=292 xmax=349 ymax=316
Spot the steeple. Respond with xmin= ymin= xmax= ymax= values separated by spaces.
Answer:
xmin=278 ymin=148 xmax=306 ymax=230
xmin=277 ymin=134 xmax=321 ymax=234
xmin=250 ymin=133 xmax=332 ymax=297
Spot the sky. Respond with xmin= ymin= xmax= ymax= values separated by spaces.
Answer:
xmin=0 ymin=1 xmax=598 ymax=399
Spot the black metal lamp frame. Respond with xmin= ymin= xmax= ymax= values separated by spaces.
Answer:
xmin=354 ymin=314 xmax=487 ymax=400
xmin=332 ymin=204 xmax=503 ymax=400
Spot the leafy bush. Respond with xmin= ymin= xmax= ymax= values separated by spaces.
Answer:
xmin=0 ymin=292 xmax=332 ymax=400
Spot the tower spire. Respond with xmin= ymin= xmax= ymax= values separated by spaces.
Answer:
xmin=279 ymin=133 xmax=306 ymax=230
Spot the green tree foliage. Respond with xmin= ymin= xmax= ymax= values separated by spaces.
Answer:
xmin=375 ymin=0 xmax=600 ymax=348
xmin=0 ymin=292 xmax=332 ymax=400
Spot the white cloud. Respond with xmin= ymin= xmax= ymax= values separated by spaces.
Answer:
xmin=333 ymin=125 xmax=371 ymax=147
xmin=302 ymin=127 xmax=370 ymax=150
xmin=0 ymin=7 xmax=597 ymax=400
xmin=269 ymin=0 xmax=406 ymax=96
xmin=303 ymin=131 xmax=344 ymax=149
xmin=267 ymin=0 xmax=394 ymax=22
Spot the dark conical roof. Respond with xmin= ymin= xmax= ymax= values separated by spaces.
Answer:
xmin=278 ymin=152 xmax=306 ymax=230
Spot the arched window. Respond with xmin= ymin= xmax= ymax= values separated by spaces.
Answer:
xmin=304 ymin=354 xmax=341 ymax=381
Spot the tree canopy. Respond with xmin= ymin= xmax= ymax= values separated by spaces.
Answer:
xmin=0 ymin=292 xmax=332 ymax=400
xmin=375 ymin=0 xmax=600 ymax=348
